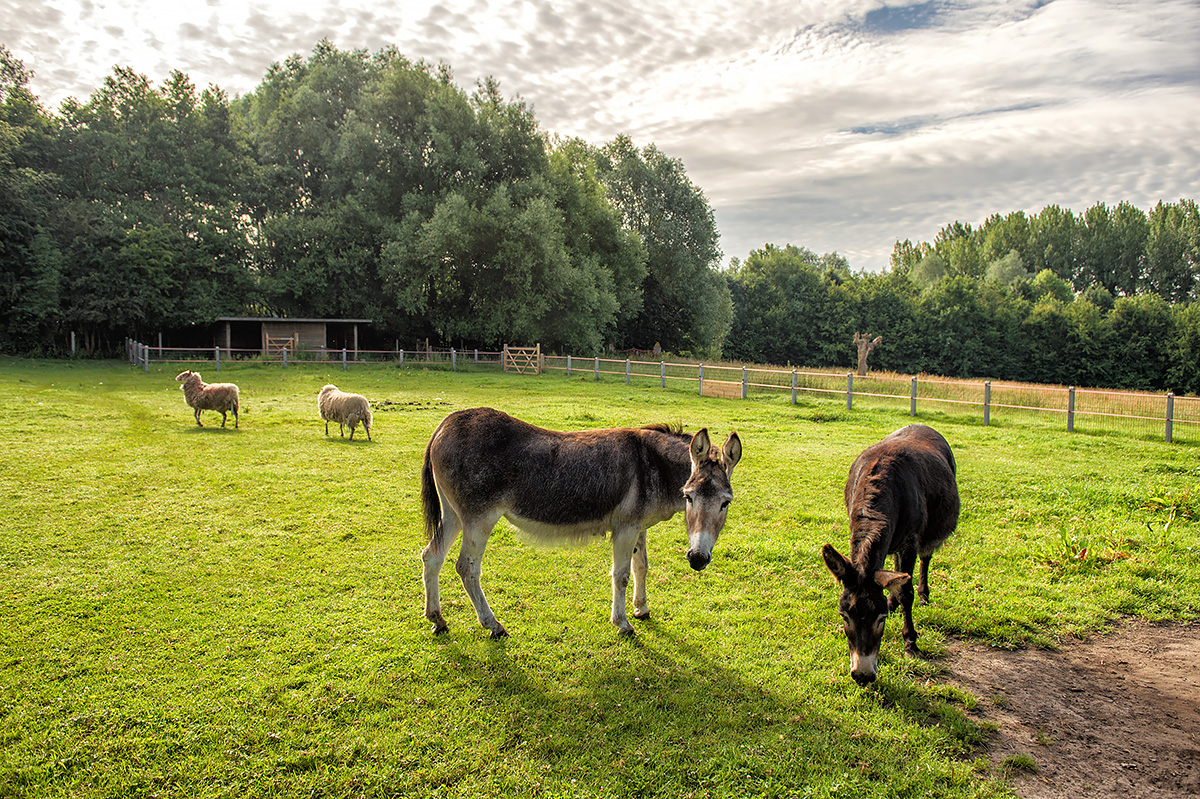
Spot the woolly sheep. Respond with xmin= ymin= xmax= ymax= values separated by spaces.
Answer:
xmin=175 ymin=370 xmax=240 ymax=429
xmin=318 ymin=384 xmax=373 ymax=441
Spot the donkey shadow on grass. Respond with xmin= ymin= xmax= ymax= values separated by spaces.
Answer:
xmin=417 ymin=621 xmax=981 ymax=794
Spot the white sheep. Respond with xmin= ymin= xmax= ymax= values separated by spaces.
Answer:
xmin=318 ymin=384 xmax=373 ymax=441
xmin=175 ymin=370 xmax=240 ymax=429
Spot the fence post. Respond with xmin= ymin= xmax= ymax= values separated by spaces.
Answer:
xmin=698 ymin=364 xmax=704 ymax=396
xmin=142 ymin=343 xmax=150 ymax=372
xmin=626 ymin=358 xmax=631 ymax=385
xmin=474 ymin=349 xmax=479 ymax=364
xmin=567 ymin=355 xmax=572 ymax=376
xmin=910 ymin=376 xmax=917 ymax=417
xmin=215 ymin=346 xmax=221 ymax=371
xmin=660 ymin=361 xmax=666 ymax=389
xmin=452 ymin=348 xmax=457 ymax=372
xmin=1166 ymin=393 xmax=1175 ymax=443
xmin=283 ymin=347 xmax=288 ymax=369
xmin=846 ymin=372 xmax=853 ymax=411
xmin=1067 ymin=386 xmax=1075 ymax=432
xmin=984 ymin=382 xmax=991 ymax=426
xmin=791 ymin=369 xmax=798 ymax=405
xmin=741 ymin=366 xmax=748 ymax=399
xmin=342 ymin=348 xmax=347 ymax=370
xmin=594 ymin=357 xmax=600 ymax=381
xmin=399 ymin=349 xmax=405 ymax=369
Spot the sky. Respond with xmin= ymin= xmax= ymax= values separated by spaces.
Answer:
xmin=4 ymin=0 xmax=1200 ymax=271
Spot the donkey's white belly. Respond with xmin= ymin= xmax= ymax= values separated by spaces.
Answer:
xmin=503 ymin=512 xmax=613 ymax=542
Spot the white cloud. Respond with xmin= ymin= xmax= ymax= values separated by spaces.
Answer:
xmin=3 ymin=0 xmax=1198 ymax=269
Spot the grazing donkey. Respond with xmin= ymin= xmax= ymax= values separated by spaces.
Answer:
xmin=421 ymin=407 xmax=742 ymax=637
xmin=823 ymin=424 xmax=959 ymax=685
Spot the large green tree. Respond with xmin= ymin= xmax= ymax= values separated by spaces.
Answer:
xmin=595 ymin=135 xmax=730 ymax=355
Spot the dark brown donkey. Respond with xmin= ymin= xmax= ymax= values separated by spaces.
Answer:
xmin=421 ymin=407 xmax=742 ymax=637
xmin=822 ymin=424 xmax=959 ymax=685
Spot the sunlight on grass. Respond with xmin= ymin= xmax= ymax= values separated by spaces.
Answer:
xmin=0 ymin=358 xmax=1197 ymax=797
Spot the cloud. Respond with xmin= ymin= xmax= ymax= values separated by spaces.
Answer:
xmin=3 ymin=0 xmax=1199 ymax=270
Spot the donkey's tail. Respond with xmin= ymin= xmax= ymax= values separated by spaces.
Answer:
xmin=421 ymin=439 xmax=442 ymax=544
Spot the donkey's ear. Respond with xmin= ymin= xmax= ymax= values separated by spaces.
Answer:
xmin=822 ymin=544 xmax=854 ymax=584
xmin=874 ymin=570 xmax=910 ymax=598
xmin=689 ymin=428 xmax=711 ymax=468
xmin=722 ymin=432 xmax=742 ymax=477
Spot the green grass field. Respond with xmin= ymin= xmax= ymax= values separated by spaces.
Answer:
xmin=2 ymin=358 xmax=1198 ymax=798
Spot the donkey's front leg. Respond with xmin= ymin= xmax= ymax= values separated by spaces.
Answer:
xmin=630 ymin=529 xmax=650 ymax=620
xmin=609 ymin=528 xmax=639 ymax=635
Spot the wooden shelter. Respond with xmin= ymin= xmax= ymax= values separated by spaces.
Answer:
xmin=214 ymin=317 xmax=372 ymax=357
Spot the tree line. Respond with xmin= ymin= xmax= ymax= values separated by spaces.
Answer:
xmin=3 ymin=42 xmax=1199 ymax=392
xmin=725 ymin=240 xmax=1200 ymax=394
xmin=0 ymin=42 xmax=729 ymax=357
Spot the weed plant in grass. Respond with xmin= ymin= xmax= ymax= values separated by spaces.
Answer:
xmin=1 ymin=358 xmax=1197 ymax=798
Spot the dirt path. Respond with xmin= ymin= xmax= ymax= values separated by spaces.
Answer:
xmin=942 ymin=620 xmax=1200 ymax=797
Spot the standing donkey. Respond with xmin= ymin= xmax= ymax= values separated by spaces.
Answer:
xmin=421 ymin=407 xmax=742 ymax=637
xmin=822 ymin=424 xmax=959 ymax=685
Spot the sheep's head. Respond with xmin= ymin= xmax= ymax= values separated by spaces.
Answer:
xmin=319 ymin=384 xmax=338 ymax=397
xmin=175 ymin=370 xmax=199 ymax=383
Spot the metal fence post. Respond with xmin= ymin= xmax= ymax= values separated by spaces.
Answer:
xmin=1067 ymin=386 xmax=1075 ymax=432
xmin=791 ymin=369 xmax=797 ymax=405
xmin=1166 ymin=392 xmax=1175 ymax=443
xmin=143 ymin=343 xmax=150 ymax=372
xmin=474 ymin=349 xmax=479 ymax=364
xmin=594 ymin=357 xmax=600 ymax=381
xmin=283 ymin=347 xmax=288 ymax=369
xmin=399 ymin=349 xmax=404 ymax=369
xmin=626 ymin=358 xmax=631 ymax=385
xmin=984 ymin=382 xmax=991 ymax=426
xmin=342 ymin=348 xmax=347 ymax=370
xmin=741 ymin=366 xmax=748 ymax=399
xmin=452 ymin=348 xmax=457 ymax=372
xmin=567 ymin=355 xmax=572 ymax=376
xmin=846 ymin=372 xmax=853 ymax=411
xmin=215 ymin=346 xmax=220 ymax=371
xmin=910 ymin=376 xmax=917 ymax=417
xmin=698 ymin=364 xmax=704 ymax=396
xmin=660 ymin=361 xmax=666 ymax=389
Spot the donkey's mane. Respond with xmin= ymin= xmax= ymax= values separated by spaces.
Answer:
xmin=849 ymin=455 xmax=900 ymax=571
xmin=640 ymin=422 xmax=685 ymax=436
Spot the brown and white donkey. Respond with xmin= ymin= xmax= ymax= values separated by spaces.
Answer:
xmin=420 ymin=407 xmax=742 ymax=638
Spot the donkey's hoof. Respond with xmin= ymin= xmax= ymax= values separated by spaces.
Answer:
xmin=488 ymin=625 xmax=509 ymax=639
xmin=617 ymin=625 xmax=636 ymax=637
xmin=631 ymin=607 xmax=651 ymax=620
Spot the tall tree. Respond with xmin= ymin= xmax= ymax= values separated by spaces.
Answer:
xmin=596 ymin=135 xmax=730 ymax=355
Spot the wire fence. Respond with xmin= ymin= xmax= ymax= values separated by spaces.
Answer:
xmin=127 ymin=339 xmax=1197 ymax=444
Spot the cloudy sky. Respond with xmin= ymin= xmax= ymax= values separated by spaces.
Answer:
xmin=4 ymin=0 xmax=1200 ymax=270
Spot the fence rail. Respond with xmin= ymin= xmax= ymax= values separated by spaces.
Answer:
xmin=127 ymin=339 xmax=1196 ymax=443
xmin=126 ymin=339 xmax=502 ymax=372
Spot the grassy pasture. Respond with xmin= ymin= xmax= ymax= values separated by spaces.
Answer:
xmin=1 ymin=358 xmax=1198 ymax=798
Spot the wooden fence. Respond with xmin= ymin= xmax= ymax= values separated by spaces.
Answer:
xmin=126 ymin=339 xmax=1197 ymax=443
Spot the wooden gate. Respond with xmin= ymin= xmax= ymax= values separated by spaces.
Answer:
xmin=504 ymin=344 xmax=542 ymax=374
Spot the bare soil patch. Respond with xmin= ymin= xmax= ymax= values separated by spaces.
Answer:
xmin=942 ymin=620 xmax=1200 ymax=798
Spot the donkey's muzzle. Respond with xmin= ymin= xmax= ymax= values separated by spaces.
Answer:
xmin=687 ymin=550 xmax=711 ymax=571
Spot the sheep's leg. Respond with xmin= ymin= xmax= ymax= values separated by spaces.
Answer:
xmin=365 ymin=423 xmax=371 ymax=442
xmin=233 ymin=408 xmax=238 ymax=429
xmin=194 ymin=408 xmax=203 ymax=427
xmin=220 ymin=410 xmax=228 ymax=428
xmin=324 ymin=420 xmax=329 ymax=436
xmin=339 ymin=421 xmax=346 ymax=438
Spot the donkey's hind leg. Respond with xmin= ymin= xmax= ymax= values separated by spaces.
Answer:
xmin=422 ymin=502 xmax=463 ymax=634
xmin=630 ymin=529 xmax=650 ymax=620
xmin=455 ymin=512 xmax=507 ymax=638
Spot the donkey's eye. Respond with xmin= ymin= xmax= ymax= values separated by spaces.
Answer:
xmin=684 ymin=495 xmax=694 ymax=505
xmin=873 ymin=615 xmax=887 ymax=634
xmin=720 ymin=500 xmax=730 ymax=511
